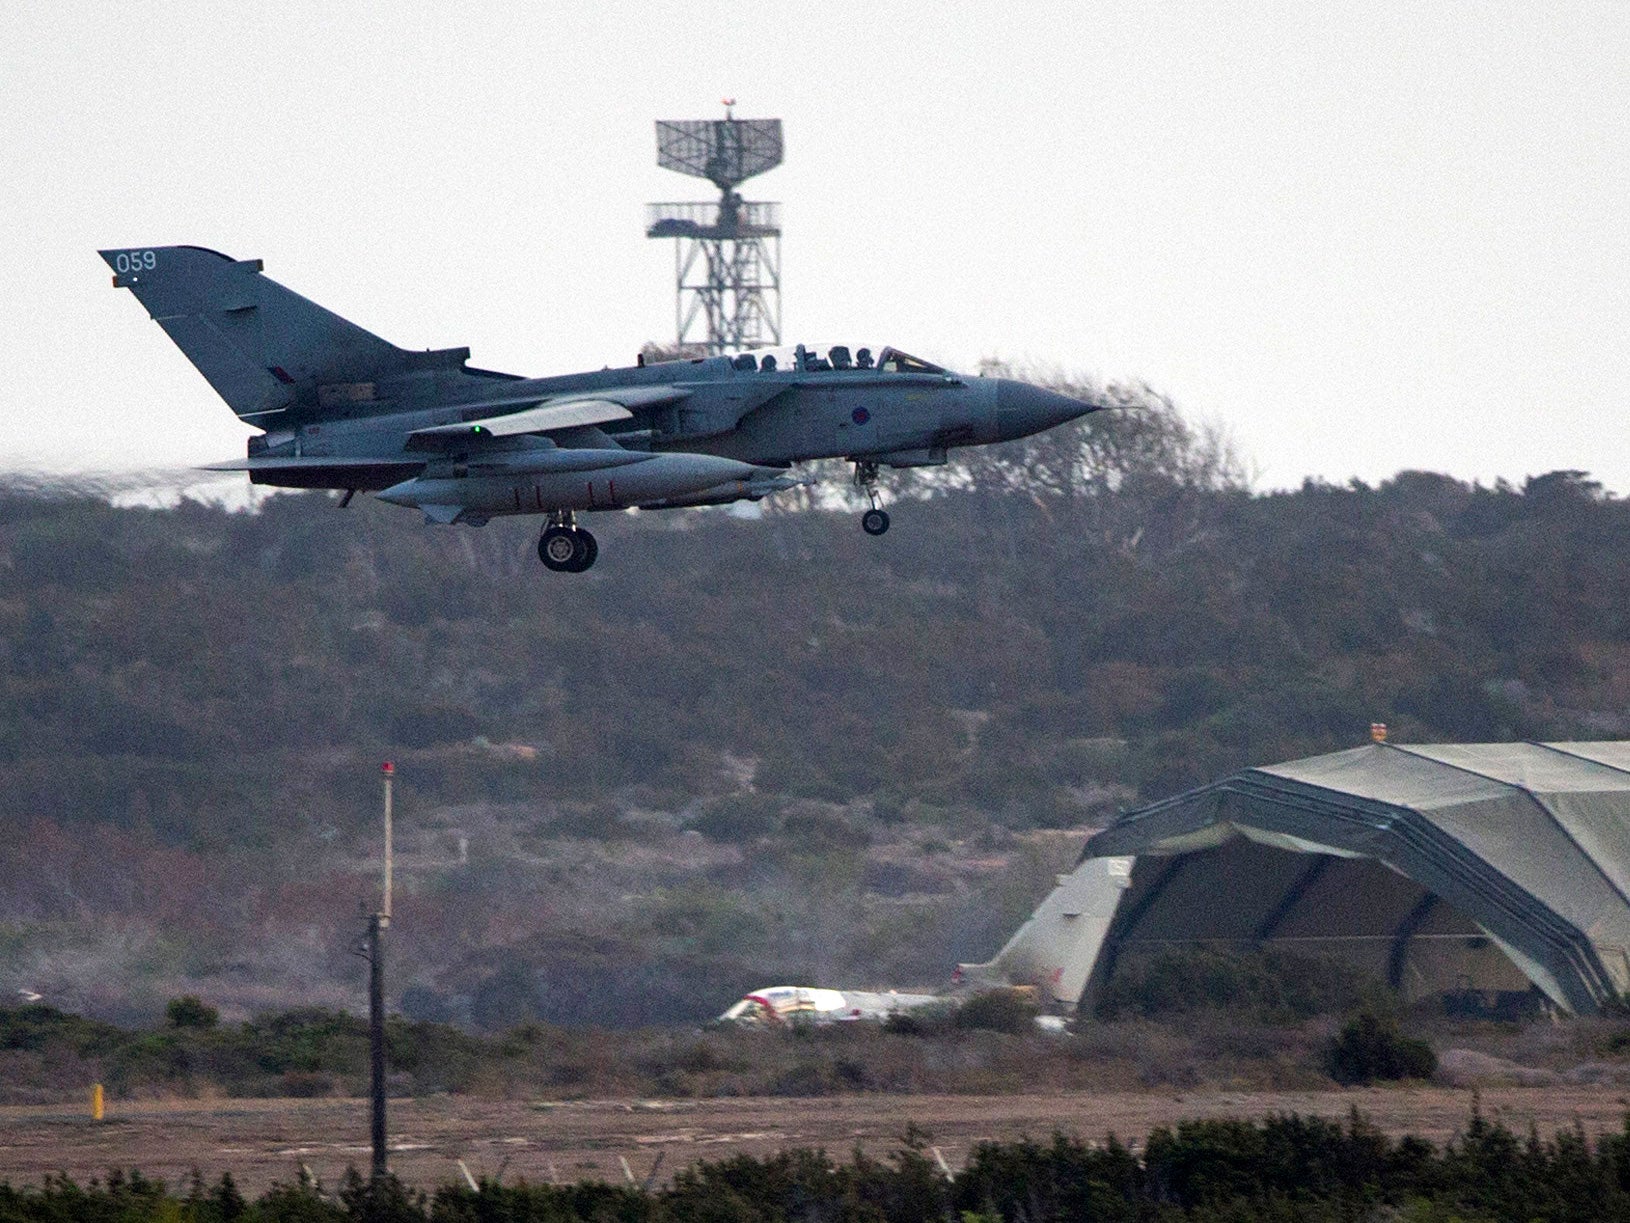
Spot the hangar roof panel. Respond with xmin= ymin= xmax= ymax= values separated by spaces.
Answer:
xmin=1260 ymin=744 xmax=1513 ymax=810
xmin=1405 ymin=790 xmax=1624 ymax=935
xmin=1397 ymin=742 xmax=1630 ymax=794
xmin=1544 ymin=742 xmax=1630 ymax=775
xmin=1387 ymin=743 xmax=1630 ymax=915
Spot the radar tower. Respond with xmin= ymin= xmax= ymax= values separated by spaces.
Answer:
xmin=647 ymin=103 xmax=782 ymax=355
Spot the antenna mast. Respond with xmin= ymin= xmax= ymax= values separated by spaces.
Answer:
xmin=368 ymin=761 xmax=394 ymax=1182
xmin=647 ymin=102 xmax=783 ymax=355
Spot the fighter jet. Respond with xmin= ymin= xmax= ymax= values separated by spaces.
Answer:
xmin=101 ymin=246 xmax=1096 ymax=571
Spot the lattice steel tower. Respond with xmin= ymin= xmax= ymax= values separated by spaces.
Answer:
xmin=647 ymin=104 xmax=782 ymax=354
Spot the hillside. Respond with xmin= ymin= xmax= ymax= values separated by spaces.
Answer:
xmin=4 ymin=392 xmax=1630 ymax=1024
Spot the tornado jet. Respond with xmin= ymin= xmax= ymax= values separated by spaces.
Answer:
xmin=101 ymin=246 xmax=1097 ymax=571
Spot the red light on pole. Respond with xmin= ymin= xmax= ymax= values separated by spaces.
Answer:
xmin=381 ymin=761 xmax=395 ymax=775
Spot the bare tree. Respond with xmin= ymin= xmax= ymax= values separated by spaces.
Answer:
xmin=957 ymin=370 xmax=1249 ymax=558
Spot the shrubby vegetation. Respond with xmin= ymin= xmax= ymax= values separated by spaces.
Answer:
xmin=10 ymin=1109 xmax=1630 ymax=1220
xmin=1094 ymin=946 xmax=1385 ymax=1022
xmin=1 ymin=995 xmax=1435 ymax=1102
xmin=166 ymin=995 xmax=220 ymax=1029
xmin=7 ymin=396 xmax=1630 ymax=1023
xmin=1324 ymin=1009 xmax=1438 ymax=1085
xmin=0 ymin=1003 xmax=495 ymax=1100
xmin=7 ymin=408 xmax=1629 ymax=843
xmin=953 ymin=988 xmax=1041 ymax=1034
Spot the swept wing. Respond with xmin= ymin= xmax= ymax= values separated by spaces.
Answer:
xmin=407 ymin=386 xmax=689 ymax=449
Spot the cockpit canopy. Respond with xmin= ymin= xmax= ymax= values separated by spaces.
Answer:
xmin=724 ymin=344 xmax=947 ymax=375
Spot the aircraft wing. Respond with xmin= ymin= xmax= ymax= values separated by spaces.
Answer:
xmin=407 ymin=386 xmax=689 ymax=450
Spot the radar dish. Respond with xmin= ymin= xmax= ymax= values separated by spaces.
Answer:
xmin=656 ymin=118 xmax=783 ymax=190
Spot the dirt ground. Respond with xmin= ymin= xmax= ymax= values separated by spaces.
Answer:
xmin=3 ymin=1087 xmax=1630 ymax=1195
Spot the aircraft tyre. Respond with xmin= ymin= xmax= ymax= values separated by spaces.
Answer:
xmin=538 ymin=526 xmax=579 ymax=571
xmin=861 ymin=508 xmax=891 ymax=536
xmin=564 ymin=529 xmax=598 ymax=572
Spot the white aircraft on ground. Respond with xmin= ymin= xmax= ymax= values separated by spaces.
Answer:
xmin=716 ymin=857 xmax=1134 ymax=1029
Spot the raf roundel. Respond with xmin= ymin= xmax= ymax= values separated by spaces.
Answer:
xmin=851 ymin=407 xmax=870 ymax=425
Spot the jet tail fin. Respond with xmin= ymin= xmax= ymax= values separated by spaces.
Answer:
xmin=957 ymin=855 xmax=1133 ymax=1008
xmin=100 ymin=245 xmax=480 ymax=424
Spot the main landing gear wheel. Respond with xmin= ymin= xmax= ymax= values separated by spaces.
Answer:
xmin=538 ymin=525 xmax=598 ymax=572
xmin=566 ymin=529 xmax=598 ymax=572
xmin=862 ymin=508 xmax=891 ymax=535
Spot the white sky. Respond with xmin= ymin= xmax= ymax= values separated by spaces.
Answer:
xmin=3 ymin=1 xmax=1627 ymax=491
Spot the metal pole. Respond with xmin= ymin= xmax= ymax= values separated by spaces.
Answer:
xmin=382 ymin=762 xmax=394 ymax=926
xmin=368 ymin=911 xmax=386 ymax=1181
xmin=370 ymin=760 xmax=394 ymax=1182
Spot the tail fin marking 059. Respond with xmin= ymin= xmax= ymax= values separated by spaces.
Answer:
xmin=99 ymin=246 xmax=462 ymax=424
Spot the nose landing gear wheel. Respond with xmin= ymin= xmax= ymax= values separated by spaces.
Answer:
xmin=861 ymin=508 xmax=891 ymax=536
xmin=538 ymin=526 xmax=598 ymax=572
xmin=853 ymin=459 xmax=891 ymax=536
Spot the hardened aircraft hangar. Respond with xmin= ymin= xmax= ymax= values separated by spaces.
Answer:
xmin=962 ymin=741 xmax=1630 ymax=1017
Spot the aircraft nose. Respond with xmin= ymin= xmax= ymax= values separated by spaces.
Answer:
xmin=995 ymin=380 xmax=1096 ymax=442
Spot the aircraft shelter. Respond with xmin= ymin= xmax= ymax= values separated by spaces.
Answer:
xmin=1068 ymin=742 xmax=1630 ymax=1016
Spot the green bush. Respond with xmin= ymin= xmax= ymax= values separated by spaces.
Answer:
xmin=780 ymin=808 xmax=871 ymax=849
xmin=880 ymin=1004 xmax=954 ymax=1038
xmin=279 ymin=1070 xmax=335 ymax=1098
xmin=881 ymin=1010 xmax=927 ymax=1036
xmin=547 ymin=799 xmax=637 ymax=840
xmin=953 ymin=989 xmax=1039 ymax=1034
xmin=166 ymin=995 xmax=219 ymax=1029
xmin=0 ymin=1005 xmax=122 ymax=1056
xmin=767 ymin=1058 xmax=873 ymax=1096
xmin=1095 ymin=945 xmax=1383 ymax=1021
xmin=241 ymin=1008 xmax=371 ymax=1077
xmin=1324 ymin=1009 xmax=1437 ymax=1085
xmin=688 ymin=792 xmax=783 ymax=842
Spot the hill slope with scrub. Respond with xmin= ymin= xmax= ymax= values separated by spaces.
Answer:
xmin=4 ymin=387 xmax=1630 ymax=1023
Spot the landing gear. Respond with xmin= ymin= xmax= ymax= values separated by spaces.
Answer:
xmin=537 ymin=513 xmax=598 ymax=573
xmin=538 ymin=526 xmax=597 ymax=572
xmin=569 ymin=530 xmax=598 ymax=571
xmin=853 ymin=460 xmax=890 ymax=535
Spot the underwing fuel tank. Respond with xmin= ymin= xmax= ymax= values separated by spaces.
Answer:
xmin=378 ymin=451 xmax=761 ymax=515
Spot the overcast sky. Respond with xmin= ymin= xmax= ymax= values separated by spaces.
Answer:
xmin=4 ymin=1 xmax=1626 ymax=492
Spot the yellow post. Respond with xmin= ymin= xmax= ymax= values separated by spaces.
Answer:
xmin=91 ymin=1083 xmax=104 ymax=1122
